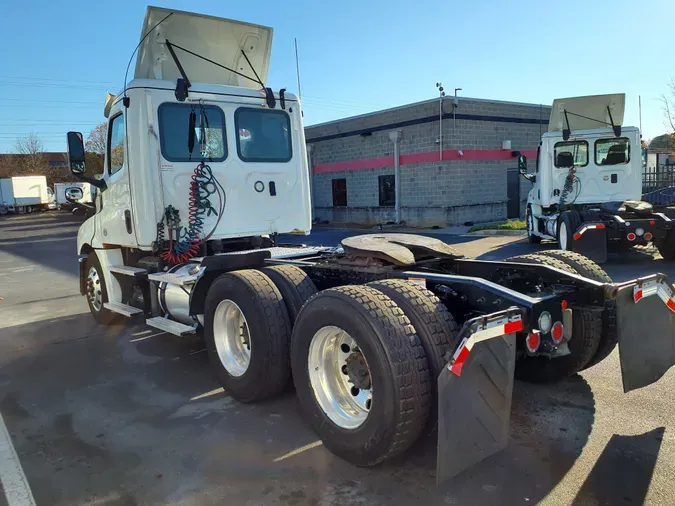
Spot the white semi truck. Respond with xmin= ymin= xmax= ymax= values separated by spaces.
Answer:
xmin=521 ymin=94 xmax=675 ymax=263
xmin=0 ymin=175 xmax=55 ymax=213
xmin=65 ymin=6 xmax=675 ymax=483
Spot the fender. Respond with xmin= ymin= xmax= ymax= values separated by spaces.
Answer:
xmin=92 ymin=248 xmax=125 ymax=304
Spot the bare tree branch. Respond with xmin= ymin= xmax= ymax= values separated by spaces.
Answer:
xmin=661 ymin=77 xmax=675 ymax=134
xmin=85 ymin=122 xmax=107 ymax=155
xmin=12 ymin=132 xmax=46 ymax=175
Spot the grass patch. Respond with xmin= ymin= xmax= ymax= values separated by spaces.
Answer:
xmin=468 ymin=219 xmax=526 ymax=233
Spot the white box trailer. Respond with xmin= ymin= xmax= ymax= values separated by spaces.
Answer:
xmin=54 ymin=182 xmax=93 ymax=205
xmin=0 ymin=176 xmax=54 ymax=213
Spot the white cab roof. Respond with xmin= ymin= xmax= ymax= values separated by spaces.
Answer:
xmin=134 ymin=6 xmax=273 ymax=89
xmin=549 ymin=94 xmax=625 ymax=133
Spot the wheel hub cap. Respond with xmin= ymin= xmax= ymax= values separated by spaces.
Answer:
xmin=308 ymin=326 xmax=372 ymax=429
xmin=213 ymin=299 xmax=251 ymax=377
xmin=345 ymin=352 xmax=371 ymax=390
xmin=86 ymin=266 xmax=103 ymax=312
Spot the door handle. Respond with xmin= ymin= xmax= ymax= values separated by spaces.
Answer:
xmin=124 ymin=210 xmax=132 ymax=234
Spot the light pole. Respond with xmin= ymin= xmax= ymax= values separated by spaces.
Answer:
xmin=436 ymin=83 xmax=445 ymax=161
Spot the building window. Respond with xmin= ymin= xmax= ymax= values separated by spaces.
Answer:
xmin=158 ymin=103 xmax=227 ymax=162
xmin=235 ymin=108 xmax=292 ymax=162
xmin=378 ymin=174 xmax=395 ymax=207
xmin=108 ymin=113 xmax=125 ymax=175
xmin=595 ymin=138 xmax=630 ymax=165
xmin=554 ymin=141 xmax=588 ymax=168
xmin=332 ymin=178 xmax=347 ymax=206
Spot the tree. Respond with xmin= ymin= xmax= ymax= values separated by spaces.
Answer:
xmin=661 ymin=78 xmax=675 ymax=137
xmin=14 ymin=132 xmax=46 ymax=175
xmin=86 ymin=122 xmax=107 ymax=155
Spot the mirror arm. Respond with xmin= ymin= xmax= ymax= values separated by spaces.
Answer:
xmin=73 ymin=173 xmax=107 ymax=191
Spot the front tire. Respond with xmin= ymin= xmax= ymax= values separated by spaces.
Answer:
xmin=204 ymin=269 xmax=291 ymax=403
xmin=291 ymin=285 xmax=431 ymax=466
xmin=84 ymin=252 xmax=120 ymax=326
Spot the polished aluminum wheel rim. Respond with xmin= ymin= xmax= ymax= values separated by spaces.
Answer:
xmin=308 ymin=326 xmax=372 ymax=429
xmin=559 ymin=221 xmax=568 ymax=250
xmin=86 ymin=266 xmax=103 ymax=312
xmin=213 ymin=299 xmax=251 ymax=377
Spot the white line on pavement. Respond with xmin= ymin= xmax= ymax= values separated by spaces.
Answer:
xmin=0 ymin=412 xmax=36 ymax=506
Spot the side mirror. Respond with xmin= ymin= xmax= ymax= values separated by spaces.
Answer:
xmin=517 ymin=154 xmax=528 ymax=171
xmin=67 ymin=132 xmax=87 ymax=175
xmin=65 ymin=187 xmax=84 ymax=203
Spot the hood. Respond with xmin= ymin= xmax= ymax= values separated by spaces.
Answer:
xmin=549 ymin=93 xmax=625 ymax=132
xmin=134 ymin=6 xmax=273 ymax=89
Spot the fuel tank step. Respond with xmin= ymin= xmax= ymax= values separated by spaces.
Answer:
xmin=146 ymin=316 xmax=196 ymax=336
xmin=104 ymin=302 xmax=144 ymax=317
xmin=147 ymin=271 xmax=200 ymax=286
xmin=109 ymin=266 xmax=148 ymax=277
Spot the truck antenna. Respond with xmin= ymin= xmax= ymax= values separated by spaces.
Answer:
xmin=295 ymin=38 xmax=302 ymax=100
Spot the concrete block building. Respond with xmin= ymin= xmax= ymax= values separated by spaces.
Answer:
xmin=305 ymin=96 xmax=551 ymax=226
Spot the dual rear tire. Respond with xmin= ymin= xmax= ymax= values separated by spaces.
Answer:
xmin=204 ymin=267 xmax=458 ymax=466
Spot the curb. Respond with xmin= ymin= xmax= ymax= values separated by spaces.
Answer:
xmin=467 ymin=230 xmax=527 ymax=237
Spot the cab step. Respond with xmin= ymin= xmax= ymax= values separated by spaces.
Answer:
xmin=104 ymin=301 xmax=144 ymax=317
xmin=146 ymin=316 xmax=196 ymax=336
xmin=147 ymin=271 xmax=199 ymax=286
xmin=109 ymin=266 xmax=148 ymax=277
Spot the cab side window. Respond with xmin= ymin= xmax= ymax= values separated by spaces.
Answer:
xmin=108 ymin=114 xmax=125 ymax=175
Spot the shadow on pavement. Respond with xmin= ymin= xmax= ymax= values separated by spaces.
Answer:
xmin=572 ymin=427 xmax=665 ymax=506
xmin=0 ymin=311 xmax=602 ymax=505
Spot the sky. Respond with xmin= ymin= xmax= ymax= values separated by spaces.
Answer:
xmin=0 ymin=0 xmax=673 ymax=153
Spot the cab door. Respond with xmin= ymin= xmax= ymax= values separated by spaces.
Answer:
xmin=98 ymin=112 xmax=136 ymax=247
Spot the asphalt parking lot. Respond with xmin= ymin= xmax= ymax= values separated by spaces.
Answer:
xmin=1 ymin=213 xmax=674 ymax=505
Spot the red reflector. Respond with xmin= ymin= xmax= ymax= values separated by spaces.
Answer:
xmin=551 ymin=322 xmax=564 ymax=344
xmin=596 ymin=223 xmax=605 ymax=229
xmin=526 ymin=332 xmax=540 ymax=353
xmin=561 ymin=300 xmax=568 ymax=310
xmin=650 ymin=220 xmax=656 ymax=226
xmin=644 ymin=232 xmax=653 ymax=241
xmin=634 ymin=289 xmax=643 ymax=302
xmin=667 ymin=299 xmax=675 ymax=313
xmin=573 ymin=232 xmax=582 ymax=240
xmin=627 ymin=233 xmax=636 ymax=241
xmin=504 ymin=320 xmax=524 ymax=334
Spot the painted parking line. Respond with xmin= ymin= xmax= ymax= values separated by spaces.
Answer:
xmin=0 ymin=413 xmax=36 ymax=506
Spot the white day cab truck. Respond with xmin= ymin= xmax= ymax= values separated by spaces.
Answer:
xmin=64 ymin=7 xmax=675 ymax=483
xmin=521 ymin=94 xmax=675 ymax=263
xmin=0 ymin=175 xmax=56 ymax=214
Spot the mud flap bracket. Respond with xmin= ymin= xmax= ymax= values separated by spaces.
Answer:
xmin=436 ymin=308 xmax=521 ymax=484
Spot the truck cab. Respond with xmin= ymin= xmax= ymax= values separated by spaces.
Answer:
xmin=70 ymin=7 xmax=311 ymax=258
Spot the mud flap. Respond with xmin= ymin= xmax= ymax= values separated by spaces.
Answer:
xmin=615 ymin=277 xmax=675 ymax=392
xmin=571 ymin=223 xmax=608 ymax=264
xmin=436 ymin=309 xmax=520 ymax=484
